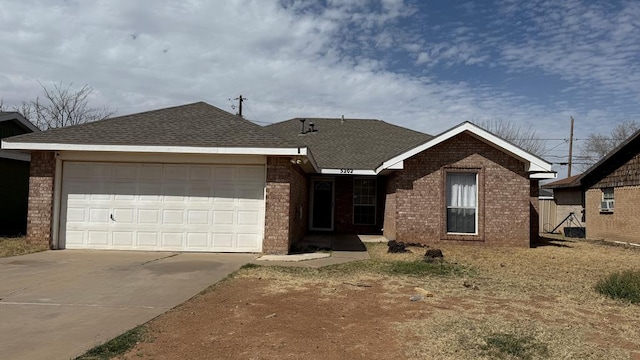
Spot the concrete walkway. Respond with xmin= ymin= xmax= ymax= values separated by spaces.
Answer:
xmin=0 ymin=250 xmax=255 ymax=360
xmin=253 ymin=234 xmax=385 ymax=268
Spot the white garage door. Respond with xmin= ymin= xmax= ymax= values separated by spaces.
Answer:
xmin=60 ymin=162 xmax=265 ymax=252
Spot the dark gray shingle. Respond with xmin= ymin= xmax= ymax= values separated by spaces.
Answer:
xmin=5 ymin=102 xmax=296 ymax=148
xmin=265 ymin=118 xmax=432 ymax=170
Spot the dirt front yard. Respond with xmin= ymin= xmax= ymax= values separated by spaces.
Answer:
xmin=120 ymin=239 xmax=640 ymax=360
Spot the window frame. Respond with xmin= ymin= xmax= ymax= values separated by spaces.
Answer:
xmin=445 ymin=172 xmax=479 ymax=235
xmin=352 ymin=177 xmax=377 ymax=225
xmin=600 ymin=187 xmax=615 ymax=213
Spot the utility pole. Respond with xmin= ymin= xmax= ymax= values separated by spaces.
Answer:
xmin=234 ymin=95 xmax=246 ymax=118
xmin=568 ymin=116 xmax=574 ymax=177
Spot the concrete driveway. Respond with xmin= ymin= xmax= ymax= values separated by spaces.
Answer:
xmin=0 ymin=250 xmax=255 ymax=360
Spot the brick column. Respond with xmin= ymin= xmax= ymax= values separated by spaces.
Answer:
xmin=26 ymin=151 xmax=56 ymax=247
xmin=530 ymin=179 xmax=540 ymax=246
xmin=263 ymin=157 xmax=292 ymax=254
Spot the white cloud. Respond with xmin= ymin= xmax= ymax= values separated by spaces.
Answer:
xmin=0 ymin=0 xmax=636 ymax=175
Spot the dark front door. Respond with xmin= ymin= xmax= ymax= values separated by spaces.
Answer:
xmin=311 ymin=179 xmax=334 ymax=230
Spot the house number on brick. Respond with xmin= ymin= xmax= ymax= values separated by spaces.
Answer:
xmin=340 ymin=168 xmax=353 ymax=174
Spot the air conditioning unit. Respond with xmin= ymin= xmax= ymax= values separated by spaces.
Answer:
xmin=600 ymin=200 xmax=614 ymax=212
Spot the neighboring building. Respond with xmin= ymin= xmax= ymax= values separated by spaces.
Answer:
xmin=1 ymin=102 xmax=555 ymax=253
xmin=578 ymin=128 xmax=640 ymax=243
xmin=0 ymin=112 xmax=40 ymax=236
xmin=541 ymin=174 xmax=584 ymax=234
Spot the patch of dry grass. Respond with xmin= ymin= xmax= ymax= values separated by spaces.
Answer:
xmin=237 ymin=239 xmax=640 ymax=358
xmin=0 ymin=236 xmax=48 ymax=258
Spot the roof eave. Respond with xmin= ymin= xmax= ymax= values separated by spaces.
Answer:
xmin=1 ymin=140 xmax=308 ymax=156
xmin=0 ymin=112 xmax=40 ymax=133
xmin=375 ymin=122 xmax=555 ymax=178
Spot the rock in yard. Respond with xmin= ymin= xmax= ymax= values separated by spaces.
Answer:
xmin=424 ymin=249 xmax=444 ymax=262
xmin=463 ymin=281 xmax=479 ymax=290
xmin=409 ymin=294 xmax=424 ymax=301
xmin=387 ymin=240 xmax=409 ymax=253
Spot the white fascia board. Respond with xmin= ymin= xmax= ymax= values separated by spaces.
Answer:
xmin=376 ymin=122 xmax=554 ymax=174
xmin=530 ymin=172 xmax=557 ymax=179
xmin=1 ymin=141 xmax=307 ymax=156
xmin=321 ymin=168 xmax=377 ymax=175
xmin=386 ymin=160 xmax=404 ymax=170
xmin=0 ymin=149 xmax=30 ymax=161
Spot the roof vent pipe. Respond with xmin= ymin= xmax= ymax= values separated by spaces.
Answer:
xmin=309 ymin=122 xmax=315 ymax=132
xmin=299 ymin=118 xmax=306 ymax=134
xmin=341 ymin=115 xmax=344 ymax=124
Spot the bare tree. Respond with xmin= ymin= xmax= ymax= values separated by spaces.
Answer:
xmin=579 ymin=121 xmax=640 ymax=169
xmin=15 ymin=82 xmax=115 ymax=130
xmin=478 ymin=119 xmax=547 ymax=156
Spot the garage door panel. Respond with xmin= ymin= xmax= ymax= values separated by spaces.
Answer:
xmin=213 ymin=210 xmax=234 ymax=225
xmin=66 ymin=208 xmax=86 ymax=222
xmin=164 ymin=165 xmax=188 ymax=180
xmin=137 ymin=232 xmax=160 ymax=247
xmin=89 ymin=208 xmax=110 ymax=223
xmin=211 ymin=233 xmax=234 ymax=248
xmin=113 ymin=232 xmax=134 ymax=246
xmin=87 ymin=231 xmax=109 ymax=246
xmin=190 ymin=166 xmax=212 ymax=180
xmin=238 ymin=167 xmax=264 ymax=179
xmin=138 ymin=209 xmax=160 ymax=224
xmin=162 ymin=233 xmax=184 ymax=247
xmin=237 ymin=233 xmax=260 ymax=249
xmin=237 ymin=210 xmax=259 ymax=225
xmin=66 ymin=231 xmax=85 ymax=246
xmin=115 ymin=164 xmax=138 ymax=179
xmin=112 ymin=208 xmax=134 ymax=223
xmin=187 ymin=210 xmax=209 ymax=225
xmin=162 ymin=209 xmax=185 ymax=224
xmin=61 ymin=162 xmax=265 ymax=252
xmin=186 ymin=233 xmax=209 ymax=248
xmin=215 ymin=167 xmax=235 ymax=181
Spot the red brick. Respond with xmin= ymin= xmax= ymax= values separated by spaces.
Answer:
xmin=386 ymin=133 xmax=533 ymax=247
xmin=26 ymin=151 xmax=55 ymax=248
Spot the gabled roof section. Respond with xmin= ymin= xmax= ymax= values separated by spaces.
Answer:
xmin=542 ymin=174 xmax=581 ymax=189
xmin=0 ymin=112 xmax=39 ymax=161
xmin=2 ymin=102 xmax=306 ymax=156
xmin=0 ymin=112 xmax=40 ymax=133
xmin=377 ymin=121 xmax=556 ymax=178
xmin=577 ymin=127 xmax=640 ymax=188
xmin=265 ymin=118 xmax=433 ymax=171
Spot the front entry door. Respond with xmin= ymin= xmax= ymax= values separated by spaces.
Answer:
xmin=311 ymin=179 xmax=334 ymax=230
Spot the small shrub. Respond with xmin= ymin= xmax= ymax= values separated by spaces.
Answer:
xmin=481 ymin=332 xmax=549 ymax=359
xmin=595 ymin=270 xmax=640 ymax=304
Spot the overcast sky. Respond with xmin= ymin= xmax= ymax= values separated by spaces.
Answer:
xmin=1 ymin=0 xmax=639 ymax=173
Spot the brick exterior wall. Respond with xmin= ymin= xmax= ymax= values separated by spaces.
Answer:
xmin=387 ymin=133 xmax=532 ymax=247
xmin=586 ymin=186 xmax=640 ymax=243
xmin=383 ymin=173 xmax=397 ymax=240
xmin=263 ymin=157 xmax=308 ymax=254
xmin=583 ymin=148 xmax=640 ymax=243
xmin=26 ymin=151 xmax=56 ymax=247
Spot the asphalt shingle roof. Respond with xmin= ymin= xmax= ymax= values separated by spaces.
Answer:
xmin=265 ymin=118 xmax=433 ymax=170
xmin=4 ymin=102 xmax=297 ymax=149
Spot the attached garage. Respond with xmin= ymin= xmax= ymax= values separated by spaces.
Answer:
xmin=60 ymin=161 xmax=266 ymax=252
xmin=2 ymin=102 xmax=313 ymax=254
